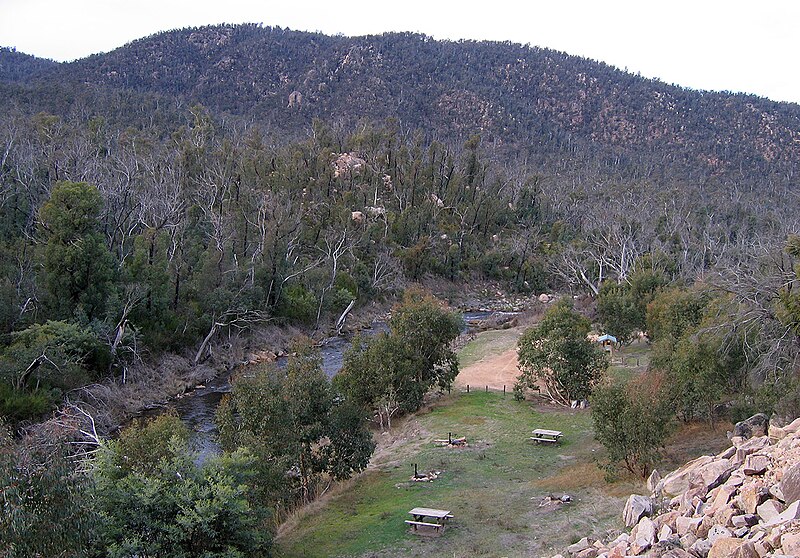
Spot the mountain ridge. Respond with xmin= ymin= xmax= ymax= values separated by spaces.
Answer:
xmin=3 ymin=24 xmax=800 ymax=185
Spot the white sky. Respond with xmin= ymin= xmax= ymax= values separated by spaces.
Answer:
xmin=1 ymin=0 xmax=799 ymax=104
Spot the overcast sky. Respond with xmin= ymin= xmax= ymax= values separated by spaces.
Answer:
xmin=2 ymin=0 xmax=799 ymax=104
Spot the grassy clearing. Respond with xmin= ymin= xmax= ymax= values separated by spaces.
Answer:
xmin=607 ymin=340 xmax=651 ymax=383
xmin=457 ymin=327 xmax=524 ymax=369
xmin=275 ymin=391 xmax=631 ymax=558
xmin=275 ymin=329 xmax=728 ymax=558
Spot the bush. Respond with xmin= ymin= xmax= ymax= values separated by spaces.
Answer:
xmin=591 ymin=377 xmax=674 ymax=478
xmin=276 ymin=283 xmax=318 ymax=324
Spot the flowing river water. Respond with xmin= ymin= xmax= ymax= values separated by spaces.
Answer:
xmin=156 ymin=311 xmax=514 ymax=461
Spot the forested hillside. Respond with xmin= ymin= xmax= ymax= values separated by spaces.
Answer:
xmin=1 ymin=24 xmax=799 ymax=426
xmin=3 ymin=23 xmax=800 ymax=558
xmin=4 ymin=24 xmax=800 ymax=183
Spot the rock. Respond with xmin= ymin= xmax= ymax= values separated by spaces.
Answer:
xmin=707 ymin=484 xmax=738 ymax=515
xmin=762 ymin=500 xmax=800 ymax=526
xmin=730 ymin=514 xmax=758 ymax=528
xmin=662 ymin=455 xmax=713 ymax=496
xmin=676 ymin=515 xmax=703 ymax=536
xmin=567 ymin=537 xmax=591 ymax=554
xmin=714 ymin=506 xmax=738 ymax=528
xmin=575 ymin=548 xmax=598 ymax=558
xmin=647 ymin=469 xmax=662 ymax=494
xmin=769 ymin=424 xmax=786 ymax=441
xmin=732 ymin=414 xmax=770 ymax=440
xmin=658 ymin=524 xmax=673 ymax=542
xmin=708 ymin=524 xmax=733 ymax=542
xmin=768 ymin=483 xmax=784 ymax=502
xmin=606 ymin=541 xmax=628 ymax=558
xmin=733 ymin=527 xmax=749 ymax=538
xmin=708 ymin=538 xmax=758 ymax=558
xmin=779 ymin=462 xmax=800 ymax=504
xmin=756 ymin=499 xmax=784 ymax=522
xmin=738 ymin=483 xmax=768 ymax=514
xmin=743 ymin=454 xmax=770 ymax=475
xmin=350 ymin=211 xmax=364 ymax=224
xmin=691 ymin=537 xmax=713 ymax=557
xmin=780 ymin=532 xmax=800 ymax=556
xmin=661 ymin=550 xmax=695 ymax=558
xmin=782 ymin=416 xmax=800 ymax=433
xmin=630 ymin=516 xmax=655 ymax=554
xmin=538 ymin=293 xmax=550 ymax=303
xmin=623 ymin=494 xmax=653 ymax=527
xmin=699 ymin=459 xmax=736 ymax=490
xmin=735 ymin=437 xmax=770 ymax=463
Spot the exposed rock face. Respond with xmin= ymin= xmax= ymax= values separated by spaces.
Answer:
xmin=547 ymin=418 xmax=800 ymax=558
xmin=332 ymin=152 xmax=365 ymax=178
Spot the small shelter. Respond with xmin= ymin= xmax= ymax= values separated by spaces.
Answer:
xmin=596 ymin=334 xmax=617 ymax=353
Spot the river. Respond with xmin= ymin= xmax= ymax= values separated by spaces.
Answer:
xmin=161 ymin=311 xmax=514 ymax=461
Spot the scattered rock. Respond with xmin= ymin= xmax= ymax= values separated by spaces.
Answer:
xmin=630 ymin=516 xmax=655 ymax=554
xmin=756 ymin=499 xmax=784 ymax=522
xmin=647 ymin=468 xmax=662 ymax=494
xmin=567 ymin=537 xmax=591 ymax=555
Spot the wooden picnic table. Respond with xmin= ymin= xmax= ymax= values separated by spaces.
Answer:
xmin=405 ymin=507 xmax=454 ymax=534
xmin=530 ymin=428 xmax=563 ymax=444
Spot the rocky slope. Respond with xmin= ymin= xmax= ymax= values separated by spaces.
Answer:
xmin=553 ymin=417 xmax=800 ymax=558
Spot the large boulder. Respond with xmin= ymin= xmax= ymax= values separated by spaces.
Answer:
xmin=779 ymin=462 xmax=800 ymax=504
xmin=661 ymin=455 xmax=714 ymax=496
xmin=629 ymin=516 xmax=655 ymax=555
xmin=622 ymin=494 xmax=652 ymax=527
xmin=708 ymin=538 xmax=758 ymax=558
xmin=731 ymin=413 xmax=769 ymax=440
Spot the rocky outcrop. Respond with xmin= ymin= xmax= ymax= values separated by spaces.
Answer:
xmin=552 ymin=417 xmax=800 ymax=557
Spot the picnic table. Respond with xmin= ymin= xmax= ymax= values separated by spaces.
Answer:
xmin=405 ymin=507 xmax=454 ymax=534
xmin=530 ymin=428 xmax=563 ymax=444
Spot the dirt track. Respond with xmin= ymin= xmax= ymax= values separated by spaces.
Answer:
xmin=454 ymin=347 xmax=520 ymax=391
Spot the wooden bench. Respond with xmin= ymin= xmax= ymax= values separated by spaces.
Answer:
xmin=530 ymin=428 xmax=563 ymax=444
xmin=406 ymin=507 xmax=453 ymax=534
xmin=405 ymin=520 xmax=444 ymax=530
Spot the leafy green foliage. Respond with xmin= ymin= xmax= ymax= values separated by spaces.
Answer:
xmin=217 ymin=339 xmax=374 ymax=505
xmin=597 ymin=264 xmax=665 ymax=343
xmin=0 ymin=420 xmax=97 ymax=558
xmin=515 ymin=299 xmax=608 ymax=405
xmin=591 ymin=379 xmax=674 ymax=477
xmin=39 ymin=181 xmax=115 ymax=321
xmin=335 ymin=289 xmax=462 ymax=427
xmin=0 ymin=321 xmax=110 ymax=421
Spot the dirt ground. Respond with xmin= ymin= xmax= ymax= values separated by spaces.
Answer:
xmin=454 ymin=347 xmax=520 ymax=390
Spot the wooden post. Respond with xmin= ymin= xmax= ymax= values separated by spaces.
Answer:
xmin=414 ymin=463 xmax=418 ymax=477
xmin=503 ymin=385 xmax=506 ymax=395
xmin=467 ymin=384 xmax=470 ymax=393
xmin=448 ymin=432 xmax=452 ymax=444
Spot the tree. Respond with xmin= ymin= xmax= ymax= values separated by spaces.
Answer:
xmin=93 ymin=414 xmax=272 ymax=558
xmin=39 ymin=181 xmax=115 ymax=321
xmin=386 ymin=287 xmax=462 ymax=392
xmin=515 ymin=299 xmax=607 ymax=405
xmin=335 ymin=289 xmax=462 ymax=427
xmin=591 ymin=378 xmax=674 ymax=477
xmin=217 ymin=338 xmax=374 ymax=505
xmin=597 ymin=264 xmax=665 ymax=343
xmin=0 ymin=420 xmax=97 ymax=558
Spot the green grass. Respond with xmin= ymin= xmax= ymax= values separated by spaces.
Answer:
xmin=607 ymin=340 xmax=651 ymax=383
xmin=275 ymin=392 xmax=629 ymax=558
